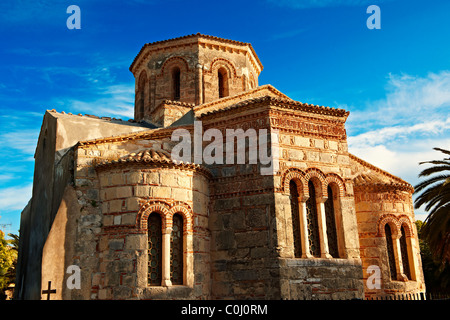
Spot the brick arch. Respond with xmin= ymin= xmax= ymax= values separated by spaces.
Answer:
xmin=167 ymin=201 xmax=194 ymax=235
xmin=377 ymin=214 xmax=401 ymax=238
xmin=210 ymin=58 xmax=237 ymax=78
xmin=281 ymin=167 xmax=309 ymax=198
xmin=324 ymin=173 xmax=346 ymax=198
xmin=304 ymin=168 xmax=327 ymax=198
xmin=398 ymin=215 xmax=414 ymax=237
xmin=160 ymin=56 xmax=189 ymax=75
xmin=137 ymin=70 xmax=148 ymax=90
xmin=249 ymin=72 xmax=256 ymax=89
xmin=137 ymin=200 xmax=171 ymax=231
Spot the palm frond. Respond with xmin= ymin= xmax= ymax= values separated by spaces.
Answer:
xmin=418 ymin=165 xmax=450 ymax=177
xmin=414 ymin=183 xmax=449 ymax=209
xmin=415 ymin=148 xmax=450 ymax=265
xmin=414 ymin=174 xmax=449 ymax=193
xmin=433 ymin=147 xmax=450 ymax=156
xmin=418 ymin=160 xmax=450 ymax=166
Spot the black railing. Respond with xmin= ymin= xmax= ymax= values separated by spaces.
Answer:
xmin=365 ymin=291 xmax=450 ymax=300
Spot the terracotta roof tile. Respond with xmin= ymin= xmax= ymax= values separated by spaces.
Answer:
xmin=94 ymin=148 xmax=211 ymax=176
xmin=350 ymin=153 xmax=414 ymax=192
xmin=198 ymin=95 xmax=349 ymax=118
xmin=129 ymin=33 xmax=263 ymax=72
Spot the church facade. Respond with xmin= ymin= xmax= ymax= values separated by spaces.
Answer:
xmin=15 ymin=33 xmax=425 ymax=300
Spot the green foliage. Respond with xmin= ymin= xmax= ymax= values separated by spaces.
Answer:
xmin=414 ymin=147 xmax=450 ymax=267
xmin=0 ymin=231 xmax=18 ymax=299
xmin=416 ymin=220 xmax=450 ymax=292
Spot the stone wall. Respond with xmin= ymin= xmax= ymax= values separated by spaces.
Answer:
xmin=279 ymin=258 xmax=363 ymax=299
xmin=271 ymin=105 xmax=364 ymax=299
xmin=73 ymin=132 xmax=211 ymax=299
xmin=209 ymin=189 xmax=280 ymax=299
xmin=95 ymin=165 xmax=209 ymax=299
xmin=354 ymin=186 xmax=425 ymax=298
xmin=15 ymin=111 xmax=151 ymax=300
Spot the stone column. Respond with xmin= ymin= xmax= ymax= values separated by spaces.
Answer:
xmin=406 ymin=236 xmax=418 ymax=281
xmin=162 ymin=227 xmax=172 ymax=287
xmin=392 ymin=234 xmax=408 ymax=281
xmin=299 ymin=199 xmax=313 ymax=259
xmin=196 ymin=64 xmax=204 ymax=105
xmin=317 ymin=197 xmax=332 ymax=259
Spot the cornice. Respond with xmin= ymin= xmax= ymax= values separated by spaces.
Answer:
xmin=75 ymin=125 xmax=192 ymax=148
xmin=198 ymin=95 xmax=349 ymax=120
xmin=94 ymin=149 xmax=212 ymax=178
xmin=350 ymin=154 xmax=414 ymax=193
xmin=130 ymin=33 xmax=263 ymax=74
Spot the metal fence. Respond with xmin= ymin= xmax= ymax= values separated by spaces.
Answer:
xmin=365 ymin=291 xmax=450 ymax=300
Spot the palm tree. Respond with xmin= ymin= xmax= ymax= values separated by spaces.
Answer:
xmin=414 ymin=147 xmax=450 ymax=267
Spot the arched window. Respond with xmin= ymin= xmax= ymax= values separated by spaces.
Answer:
xmin=400 ymin=225 xmax=411 ymax=280
xmin=289 ymin=180 xmax=302 ymax=258
xmin=385 ymin=223 xmax=397 ymax=280
xmin=148 ymin=212 xmax=162 ymax=286
xmin=172 ymin=67 xmax=181 ymax=100
xmin=324 ymin=185 xmax=339 ymax=258
xmin=305 ymin=181 xmax=320 ymax=257
xmin=218 ymin=67 xmax=229 ymax=98
xmin=170 ymin=214 xmax=184 ymax=285
xmin=137 ymin=72 xmax=147 ymax=117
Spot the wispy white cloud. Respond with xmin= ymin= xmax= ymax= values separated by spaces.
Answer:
xmin=346 ymin=71 xmax=450 ymax=221
xmin=348 ymin=118 xmax=450 ymax=148
xmin=54 ymin=83 xmax=135 ymax=119
xmin=0 ymin=128 xmax=41 ymax=155
xmin=348 ymin=71 xmax=450 ymax=131
xmin=0 ymin=184 xmax=32 ymax=211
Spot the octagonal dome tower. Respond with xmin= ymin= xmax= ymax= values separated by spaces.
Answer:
xmin=129 ymin=33 xmax=263 ymax=124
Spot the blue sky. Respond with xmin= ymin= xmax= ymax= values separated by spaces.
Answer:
xmin=0 ymin=0 xmax=449 ymax=234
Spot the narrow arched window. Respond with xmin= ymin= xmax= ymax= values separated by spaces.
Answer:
xmin=172 ymin=67 xmax=181 ymax=100
xmin=170 ymin=214 xmax=184 ymax=285
xmin=324 ymin=186 xmax=339 ymax=258
xmin=385 ymin=224 xmax=397 ymax=280
xmin=306 ymin=181 xmax=321 ymax=257
xmin=218 ymin=68 xmax=228 ymax=98
xmin=400 ymin=225 xmax=411 ymax=280
xmin=289 ymin=180 xmax=302 ymax=258
xmin=138 ymin=72 xmax=147 ymax=117
xmin=148 ymin=212 xmax=162 ymax=286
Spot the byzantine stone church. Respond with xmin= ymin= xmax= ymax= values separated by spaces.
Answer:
xmin=15 ymin=33 xmax=425 ymax=300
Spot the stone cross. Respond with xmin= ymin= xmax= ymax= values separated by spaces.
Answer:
xmin=42 ymin=281 xmax=56 ymax=300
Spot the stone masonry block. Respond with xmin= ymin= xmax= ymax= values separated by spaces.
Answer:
xmin=111 ymin=173 xmax=125 ymax=186
xmin=122 ymin=213 xmax=137 ymax=226
xmin=235 ymin=231 xmax=268 ymax=248
xmin=125 ymin=234 xmax=147 ymax=250
xmin=177 ymin=175 xmax=191 ymax=188
xmin=144 ymin=172 xmax=159 ymax=185
xmin=116 ymin=186 xmax=132 ymax=198
xmin=152 ymin=186 xmax=171 ymax=198
xmin=127 ymin=171 xmax=143 ymax=184
xmin=109 ymin=199 xmax=123 ymax=213
xmin=135 ymin=186 xmax=151 ymax=197
xmin=126 ymin=197 xmax=140 ymax=212
xmin=160 ymin=173 xmax=178 ymax=186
